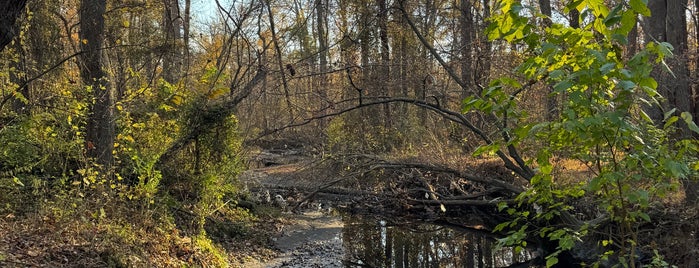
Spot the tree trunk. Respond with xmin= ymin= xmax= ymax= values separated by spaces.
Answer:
xmin=265 ymin=0 xmax=293 ymax=120
xmin=10 ymin=36 xmax=28 ymax=114
xmin=644 ymin=0 xmax=692 ymax=134
xmin=377 ymin=0 xmax=391 ymax=128
xmin=79 ymin=0 xmax=114 ymax=173
xmin=665 ymin=0 xmax=691 ymax=137
xmin=0 ymin=0 xmax=27 ymax=52
xmin=626 ymin=22 xmax=638 ymax=58
xmin=643 ymin=0 xmax=667 ymax=123
xmin=460 ymin=0 xmax=473 ymax=99
xmin=538 ymin=0 xmax=557 ymax=121
xmin=183 ymin=0 xmax=191 ymax=78
xmin=476 ymin=0 xmax=492 ymax=91
xmin=645 ymin=0 xmax=697 ymax=203
xmin=569 ymin=8 xmax=580 ymax=29
xmin=316 ymin=0 xmax=328 ymax=128
xmin=162 ymin=0 xmax=182 ymax=84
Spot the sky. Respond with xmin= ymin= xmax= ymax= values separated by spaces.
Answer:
xmin=190 ymin=0 xmax=222 ymax=25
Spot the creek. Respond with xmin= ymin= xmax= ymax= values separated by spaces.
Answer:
xmin=340 ymin=215 xmax=536 ymax=268
xmin=245 ymin=151 xmax=537 ymax=267
xmin=265 ymin=210 xmax=537 ymax=268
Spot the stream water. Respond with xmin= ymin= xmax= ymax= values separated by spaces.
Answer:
xmin=340 ymin=215 xmax=536 ymax=268
xmin=266 ymin=212 xmax=536 ymax=268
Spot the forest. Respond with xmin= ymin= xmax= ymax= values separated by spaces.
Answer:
xmin=1 ymin=0 xmax=699 ymax=267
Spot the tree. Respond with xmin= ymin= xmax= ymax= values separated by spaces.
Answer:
xmin=644 ymin=0 xmax=697 ymax=203
xmin=537 ymin=0 xmax=558 ymax=121
xmin=0 ymin=0 xmax=27 ymax=52
xmin=644 ymin=0 xmax=692 ymax=134
xmin=162 ymin=0 xmax=183 ymax=84
xmin=460 ymin=0 xmax=473 ymax=98
xmin=316 ymin=0 xmax=329 ymax=128
xmin=487 ymin=0 xmax=698 ymax=265
xmin=79 ymin=0 xmax=114 ymax=172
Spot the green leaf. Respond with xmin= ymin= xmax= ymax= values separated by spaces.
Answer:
xmin=663 ymin=116 xmax=678 ymax=129
xmin=472 ymin=143 xmax=500 ymax=156
xmin=617 ymin=10 xmax=637 ymax=35
xmin=498 ymin=201 xmax=509 ymax=212
xmin=494 ymin=222 xmax=509 ymax=232
xmin=629 ymin=0 xmax=650 ymax=16
xmin=639 ymin=78 xmax=658 ymax=93
xmin=638 ymin=212 xmax=650 ymax=222
xmin=663 ymin=108 xmax=677 ymax=120
xmin=665 ymin=160 xmax=689 ymax=178
xmin=599 ymin=63 xmax=616 ymax=75
xmin=639 ymin=110 xmax=652 ymax=123
xmin=681 ymin=112 xmax=699 ymax=134
xmin=546 ymin=256 xmax=559 ymax=268
xmin=603 ymin=5 xmax=622 ymax=26
xmin=617 ymin=80 xmax=635 ymax=90
xmin=553 ymin=80 xmax=573 ymax=93
xmin=657 ymin=42 xmax=674 ymax=58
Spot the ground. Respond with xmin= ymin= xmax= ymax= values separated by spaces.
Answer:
xmin=244 ymin=211 xmax=345 ymax=268
xmin=236 ymin=151 xmax=350 ymax=267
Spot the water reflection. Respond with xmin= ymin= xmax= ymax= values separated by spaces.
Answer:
xmin=341 ymin=216 xmax=535 ymax=268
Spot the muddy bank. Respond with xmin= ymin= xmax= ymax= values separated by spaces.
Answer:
xmin=243 ymin=212 xmax=344 ymax=268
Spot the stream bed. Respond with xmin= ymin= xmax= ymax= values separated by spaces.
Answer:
xmin=264 ymin=212 xmax=536 ymax=268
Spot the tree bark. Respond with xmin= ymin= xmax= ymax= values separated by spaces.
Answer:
xmin=460 ymin=0 xmax=473 ymax=99
xmin=316 ymin=0 xmax=328 ymax=128
xmin=79 ymin=0 xmax=114 ymax=173
xmin=538 ymin=0 xmax=557 ymax=121
xmin=183 ymin=0 xmax=191 ymax=77
xmin=0 ymin=0 xmax=27 ymax=52
xmin=644 ymin=0 xmax=691 ymax=135
xmin=265 ymin=0 xmax=293 ymax=120
xmin=645 ymin=0 xmax=697 ymax=203
xmin=162 ymin=0 xmax=182 ymax=84
xmin=377 ymin=0 xmax=391 ymax=128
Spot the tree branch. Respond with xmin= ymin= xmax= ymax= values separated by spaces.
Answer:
xmin=157 ymin=66 xmax=267 ymax=167
xmin=249 ymin=96 xmax=532 ymax=179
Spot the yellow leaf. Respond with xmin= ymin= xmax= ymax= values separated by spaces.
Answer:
xmin=171 ymin=95 xmax=183 ymax=106
xmin=12 ymin=177 xmax=24 ymax=187
xmin=208 ymin=87 xmax=229 ymax=100
xmin=82 ymin=39 xmax=88 ymax=44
